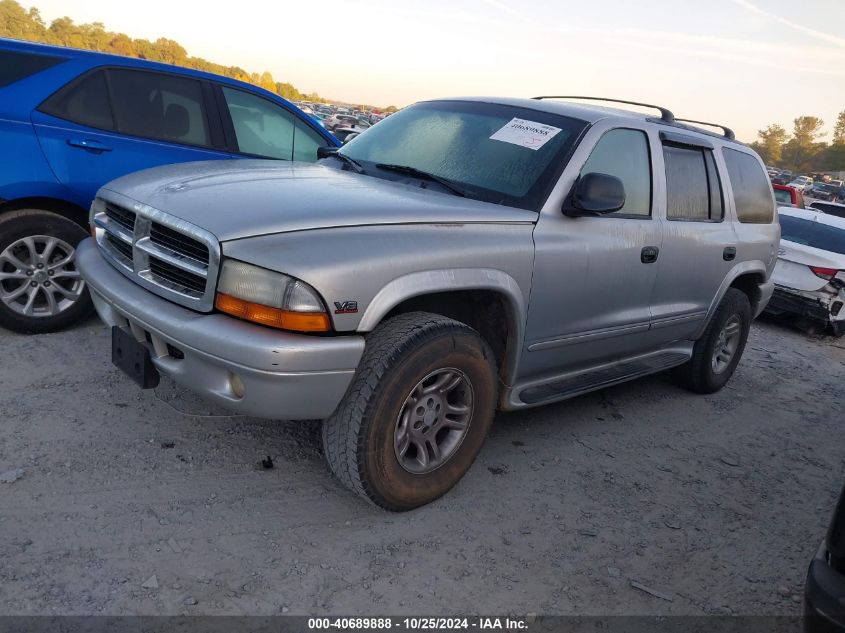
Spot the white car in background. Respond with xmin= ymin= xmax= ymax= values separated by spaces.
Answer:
xmin=767 ymin=207 xmax=845 ymax=335
xmin=788 ymin=177 xmax=814 ymax=193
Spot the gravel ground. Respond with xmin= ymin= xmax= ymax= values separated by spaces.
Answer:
xmin=0 ymin=314 xmax=843 ymax=616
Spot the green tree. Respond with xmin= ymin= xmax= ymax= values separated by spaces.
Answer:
xmin=783 ymin=116 xmax=826 ymax=172
xmin=751 ymin=124 xmax=788 ymax=165
xmin=0 ymin=0 xmax=46 ymax=39
xmin=834 ymin=110 xmax=845 ymax=146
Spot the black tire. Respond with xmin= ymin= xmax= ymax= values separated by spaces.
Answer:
xmin=675 ymin=288 xmax=751 ymax=394
xmin=322 ymin=311 xmax=498 ymax=511
xmin=0 ymin=209 xmax=93 ymax=334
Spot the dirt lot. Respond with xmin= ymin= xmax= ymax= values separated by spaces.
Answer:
xmin=0 ymin=314 xmax=843 ymax=616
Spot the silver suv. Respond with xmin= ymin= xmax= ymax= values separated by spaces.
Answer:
xmin=76 ymin=96 xmax=779 ymax=510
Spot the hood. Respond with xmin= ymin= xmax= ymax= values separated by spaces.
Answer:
xmin=100 ymin=160 xmax=535 ymax=242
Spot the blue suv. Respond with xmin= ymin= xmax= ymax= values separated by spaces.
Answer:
xmin=0 ymin=37 xmax=339 ymax=333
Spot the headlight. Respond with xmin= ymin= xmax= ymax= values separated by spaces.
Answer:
xmin=215 ymin=260 xmax=330 ymax=332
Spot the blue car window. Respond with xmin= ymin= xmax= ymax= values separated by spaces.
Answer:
xmin=0 ymin=50 xmax=66 ymax=88
xmin=39 ymin=69 xmax=115 ymax=131
xmin=108 ymin=69 xmax=211 ymax=147
xmin=222 ymin=87 xmax=297 ymax=160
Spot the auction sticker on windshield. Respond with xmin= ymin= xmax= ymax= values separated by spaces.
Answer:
xmin=490 ymin=118 xmax=562 ymax=150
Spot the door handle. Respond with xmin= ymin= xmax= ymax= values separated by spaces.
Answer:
xmin=67 ymin=139 xmax=112 ymax=152
xmin=641 ymin=246 xmax=659 ymax=264
xmin=723 ymin=246 xmax=737 ymax=261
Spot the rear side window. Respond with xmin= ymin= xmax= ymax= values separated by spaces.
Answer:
xmin=723 ymin=148 xmax=775 ymax=223
xmin=779 ymin=215 xmax=845 ymax=255
xmin=773 ymin=188 xmax=793 ymax=206
xmin=40 ymin=70 xmax=115 ymax=131
xmin=663 ymin=144 xmax=723 ymax=221
xmin=108 ymin=69 xmax=211 ymax=146
xmin=0 ymin=50 xmax=66 ymax=88
xmin=579 ymin=128 xmax=652 ymax=217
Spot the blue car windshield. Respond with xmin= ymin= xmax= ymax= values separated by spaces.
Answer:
xmin=339 ymin=100 xmax=588 ymax=211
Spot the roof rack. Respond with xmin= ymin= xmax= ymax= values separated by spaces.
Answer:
xmin=532 ymin=96 xmax=675 ymax=124
xmin=674 ymin=118 xmax=736 ymax=140
xmin=531 ymin=96 xmax=738 ymax=141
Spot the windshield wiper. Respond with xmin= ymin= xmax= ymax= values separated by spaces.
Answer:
xmin=375 ymin=163 xmax=467 ymax=197
xmin=333 ymin=152 xmax=366 ymax=174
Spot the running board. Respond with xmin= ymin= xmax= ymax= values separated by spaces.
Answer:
xmin=513 ymin=346 xmax=693 ymax=407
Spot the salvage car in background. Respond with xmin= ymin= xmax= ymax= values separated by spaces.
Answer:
xmin=0 ymin=37 xmax=338 ymax=334
xmin=774 ymin=183 xmax=805 ymax=208
xmin=810 ymin=183 xmax=841 ymax=202
xmin=767 ymin=207 xmax=845 ymax=335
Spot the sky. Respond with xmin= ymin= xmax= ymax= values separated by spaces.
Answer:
xmin=22 ymin=0 xmax=845 ymax=141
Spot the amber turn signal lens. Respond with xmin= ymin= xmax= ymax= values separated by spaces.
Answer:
xmin=215 ymin=293 xmax=330 ymax=332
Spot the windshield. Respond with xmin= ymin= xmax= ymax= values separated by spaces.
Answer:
xmin=779 ymin=215 xmax=845 ymax=255
xmin=338 ymin=100 xmax=588 ymax=210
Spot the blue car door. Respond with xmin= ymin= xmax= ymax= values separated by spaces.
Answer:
xmin=31 ymin=67 xmax=230 ymax=206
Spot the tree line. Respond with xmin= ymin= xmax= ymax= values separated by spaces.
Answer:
xmin=0 ymin=0 xmax=397 ymax=112
xmin=749 ymin=113 xmax=845 ymax=174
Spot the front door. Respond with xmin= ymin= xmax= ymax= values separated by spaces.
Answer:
xmin=523 ymin=127 xmax=662 ymax=379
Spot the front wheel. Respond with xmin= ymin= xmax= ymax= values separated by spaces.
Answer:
xmin=322 ymin=312 xmax=498 ymax=511
xmin=675 ymin=288 xmax=751 ymax=394
xmin=0 ymin=210 xmax=93 ymax=334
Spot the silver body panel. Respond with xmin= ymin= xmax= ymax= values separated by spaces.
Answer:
xmin=77 ymin=240 xmax=363 ymax=420
xmin=79 ymin=97 xmax=780 ymax=418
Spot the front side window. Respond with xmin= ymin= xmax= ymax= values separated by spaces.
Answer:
xmin=223 ymin=87 xmax=296 ymax=160
xmin=663 ymin=144 xmax=723 ymax=221
xmin=723 ymin=148 xmax=775 ymax=224
xmin=39 ymin=69 xmax=115 ymax=131
xmin=107 ymin=70 xmax=210 ymax=147
xmin=578 ymin=128 xmax=652 ymax=216
xmin=339 ymin=100 xmax=588 ymax=210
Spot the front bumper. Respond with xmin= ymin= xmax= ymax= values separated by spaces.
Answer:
xmin=76 ymin=239 xmax=364 ymax=420
xmin=805 ymin=542 xmax=845 ymax=633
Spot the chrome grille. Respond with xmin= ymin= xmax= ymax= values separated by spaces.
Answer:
xmin=105 ymin=203 xmax=136 ymax=233
xmin=92 ymin=196 xmax=220 ymax=312
xmin=149 ymin=259 xmax=206 ymax=294
xmin=150 ymin=222 xmax=210 ymax=264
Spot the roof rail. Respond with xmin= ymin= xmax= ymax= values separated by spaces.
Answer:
xmin=532 ymin=96 xmax=675 ymax=123
xmin=674 ymin=118 xmax=736 ymax=140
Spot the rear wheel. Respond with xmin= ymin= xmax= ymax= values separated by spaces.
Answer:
xmin=675 ymin=288 xmax=751 ymax=394
xmin=322 ymin=312 xmax=498 ymax=511
xmin=0 ymin=210 xmax=92 ymax=334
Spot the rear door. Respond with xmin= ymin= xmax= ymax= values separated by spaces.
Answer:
xmin=647 ymin=133 xmax=739 ymax=343
xmin=31 ymin=67 xmax=230 ymax=204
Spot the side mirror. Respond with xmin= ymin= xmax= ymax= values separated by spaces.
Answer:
xmin=317 ymin=146 xmax=338 ymax=159
xmin=563 ymin=172 xmax=626 ymax=216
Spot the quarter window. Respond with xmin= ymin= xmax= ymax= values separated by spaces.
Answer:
xmin=722 ymin=148 xmax=775 ymax=223
xmin=39 ymin=70 xmax=115 ymax=131
xmin=108 ymin=69 xmax=211 ymax=147
xmin=579 ymin=129 xmax=652 ymax=216
xmin=0 ymin=50 xmax=66 ymax=88
xmin=663 ymin=144 xmax=723 ymax=221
